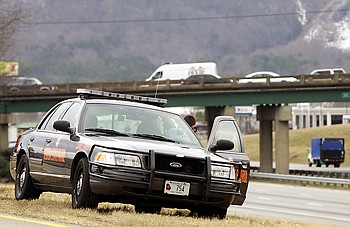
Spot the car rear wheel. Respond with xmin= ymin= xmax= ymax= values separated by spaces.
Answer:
xmin=72 ymin=157 xmax=99 ymax=209
xmin=316 ymin=160 xmax=321 ymax=167
xmin=15 ymin=155 xmax=41 ymax=200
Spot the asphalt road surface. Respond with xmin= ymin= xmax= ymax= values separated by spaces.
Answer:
xmin=228 ymin=182 xmax=350 ymax=227
xmin=0 ymin=213 xmax=71 ymax=227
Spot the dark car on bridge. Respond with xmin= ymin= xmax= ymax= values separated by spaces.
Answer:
xmin=9 ymin=89 xmax=250 ymax=218
xmin=0 ymin=76 xmax=51 ymax=92
xmin=180 ymin=74 xmax=232 ymax=85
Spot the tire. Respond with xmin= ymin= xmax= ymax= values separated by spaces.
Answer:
xmin=72 ymin=157 xmax=99 ymax=209
xmin=15 ymin=155 xmax=41 ymax=200
xmin=308 ymin=159 xmax=312 ymax=167
xmin=316 ymin=161 xmax=321 ymax=167
xmin=334 ymin=163 xmax=340 ymax=168
xmin=134 ymin=205 xmax=162 ymax=214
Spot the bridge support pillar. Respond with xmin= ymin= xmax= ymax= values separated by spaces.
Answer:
xmin=257 ymin=106 xmax=291 ymax=174
xmin=275 ymin=106 xmax=291 ymax=174
xmin=257 ymin=106 xmax=274 ymax=173
xmin=0 ymin=114 xmax=11 ymax=151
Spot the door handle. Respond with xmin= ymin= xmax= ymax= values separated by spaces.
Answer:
xmin=46 ymin=138 xmax=52 ymax=143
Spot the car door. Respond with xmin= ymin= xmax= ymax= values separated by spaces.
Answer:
xmin=206 ymin=116 xmax=250 ymax=206
xmin=27 ymin=102 xmax=69 ymax=183
xmin=37 ymin=102 xmax=73 ymax=186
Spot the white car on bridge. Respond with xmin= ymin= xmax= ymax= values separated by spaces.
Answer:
xmin=239 ymin=71 xmax=297 ymax=83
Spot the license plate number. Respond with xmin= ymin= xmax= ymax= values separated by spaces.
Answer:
xmin=164 ymin=180 xmax=190 ymax=196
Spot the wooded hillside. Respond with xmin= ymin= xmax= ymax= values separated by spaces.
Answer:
xmin=10 ymin=0 xmax=349 ymax=83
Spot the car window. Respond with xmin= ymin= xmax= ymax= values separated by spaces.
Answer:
xmin=25 ymin=79 xmax=38 ymax=85
xmin=315 ymin=71 xmax=330 ymax=75
xmin=82 ymin=103 xmax=201 ymax=146
xmin=204 ymin=75 xmax=215 ymax=79
xmin=152 ymin=71 xmax=163 ymax=80
xmin=213 ymin=120 xmax=242 ymax=153
xmin=61 ymin=102 xmax=82 ymax=126
xmin=334 ymin=70 xmax=344 ymax=74
xmin=40 ymin=102 xmax=72 ymax=131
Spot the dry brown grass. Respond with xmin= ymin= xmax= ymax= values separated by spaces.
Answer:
xmin=0 ymin=183 xmax=327 ymax=227
xmin=243 ymin=124 xmax=350 ymax=166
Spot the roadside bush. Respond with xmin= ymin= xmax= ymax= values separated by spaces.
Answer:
xmin=0 ymin=149 xmax=12 ymax=181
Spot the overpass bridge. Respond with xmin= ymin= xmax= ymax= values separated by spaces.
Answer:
xmin=1 ymin=73 xmax=350 ymax=173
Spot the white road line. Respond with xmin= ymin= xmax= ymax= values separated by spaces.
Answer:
xmin=306 ymin=203 xmax=323 ymax=207
xmin=257 ymin=197 xmax=272 ymax=200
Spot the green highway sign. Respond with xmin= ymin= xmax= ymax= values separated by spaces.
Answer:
xmin=342 ymin=92 xmax=350 ymax=98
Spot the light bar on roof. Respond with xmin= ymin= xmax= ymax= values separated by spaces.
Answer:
xmin=76 ymin=89 xmax=167 ymax=106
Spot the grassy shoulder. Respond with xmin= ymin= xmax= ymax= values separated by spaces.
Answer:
xmin=0 ymin=183 xmax=327 ymax=227
xmin=243 ymin=124 xmax=350 ymax=167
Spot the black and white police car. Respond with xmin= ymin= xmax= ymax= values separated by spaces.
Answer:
xmin=10 ymin=89 xmax=250 ymax=218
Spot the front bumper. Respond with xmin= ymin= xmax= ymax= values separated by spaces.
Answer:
xmin=89 ymin=151 xmax=241 ymax=209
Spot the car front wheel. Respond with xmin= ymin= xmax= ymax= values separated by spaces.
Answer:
xmin=72 ymin=157 xmax=99 ymax=209
xmin=15 ymin=155 xmax=41 ymax=200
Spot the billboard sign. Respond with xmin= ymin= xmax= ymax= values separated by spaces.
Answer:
xmin=0 ymin=62 xmax=19 ymax=76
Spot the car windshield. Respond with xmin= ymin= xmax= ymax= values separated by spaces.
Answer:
xmin=81 ymin=103 xmax=202 ymax=147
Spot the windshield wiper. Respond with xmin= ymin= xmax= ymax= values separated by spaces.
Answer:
xmin=85 ymin=128 xmax=130 ymax=137
xmin=133 ymin=133 xmax=178 ymax=143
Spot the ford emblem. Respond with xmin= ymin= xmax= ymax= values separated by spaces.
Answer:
xmin=170 ymin=162 xmax=182 ymax=168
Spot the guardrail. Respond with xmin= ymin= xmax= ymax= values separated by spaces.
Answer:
xmin=250 ymin=172 xmax=350 ymax=187
xmin=250 ymin=166 xmax=350 ymax=179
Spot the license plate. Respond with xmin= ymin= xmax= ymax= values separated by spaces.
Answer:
xmin=164 ymin=180 xmax=190 ymax=196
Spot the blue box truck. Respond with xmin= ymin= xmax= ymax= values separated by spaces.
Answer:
xmin=308 ymin=138 xmax=345 ymax=168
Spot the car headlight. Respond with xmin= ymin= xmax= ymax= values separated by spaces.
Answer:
xmin=94 ymin=152 xmax=116 ymax=165
xmin=211 ymin=165 xmax=235 ymax=179
xmin=93 ymin=152 xmax=141 ymax=168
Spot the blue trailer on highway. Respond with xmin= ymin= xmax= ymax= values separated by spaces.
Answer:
xmin=308 ymin=138 xmax=345 ymax=168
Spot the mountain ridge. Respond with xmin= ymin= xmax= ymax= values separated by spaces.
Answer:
xmin=11 ymin=0 xmax=350 ymax=83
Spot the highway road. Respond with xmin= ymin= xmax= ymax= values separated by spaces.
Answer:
xmin=228 ymin=182 xmax=350 ymax=227
xmin=0 ymin=213 xmax=71 ymax=227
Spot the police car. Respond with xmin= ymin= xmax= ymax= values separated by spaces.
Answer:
xmin=10 ymin=89 xmax=249 ymax=218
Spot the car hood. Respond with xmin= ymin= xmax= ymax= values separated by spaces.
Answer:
xmin=84 ymin=135 xmax=225 ymax=161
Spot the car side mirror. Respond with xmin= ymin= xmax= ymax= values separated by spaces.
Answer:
xmin=209 ymin=139 xmax=234 ymax=153
xmin=53 ymin=120 xmax=80 ymax=141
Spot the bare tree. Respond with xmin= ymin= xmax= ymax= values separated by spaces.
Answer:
xmin=0 ymin=1 xmax=26 ymax=59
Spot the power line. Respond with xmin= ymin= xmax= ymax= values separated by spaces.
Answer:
xmin=29 ymin=8 xmax=350 ymax=25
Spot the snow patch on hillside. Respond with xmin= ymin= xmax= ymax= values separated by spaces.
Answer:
xmin=295 ymin=0 xmax=307 ymax=25
xmin=304 ymin=8 xmax=350 ymax=51
xmin=328 ymin=16 xmax=350 ymax=50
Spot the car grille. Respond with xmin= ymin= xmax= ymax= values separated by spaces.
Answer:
xmin=146 ymin=154 xmax=206 ymax=176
